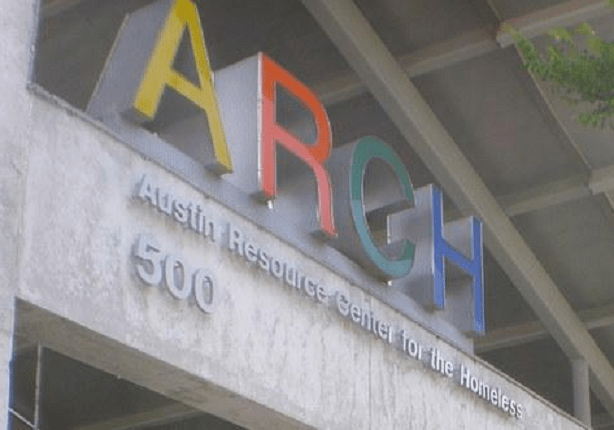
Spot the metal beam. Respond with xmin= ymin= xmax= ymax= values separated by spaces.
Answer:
xmin=446 ymin=174 xmax=588 ymax=221
xmin=316 ymin=28 xmax=498 ymax=106
xmin=572 ymin=359 xmax=592 ymax=426
xmin=496 ymin=163 xmax=614 ymax=216
xmin=497 ymin=0 xmax=613 ymax=47
xmin=447 ymin=161 xmax=614 ymax=219
xmin=300 ymin=0 xmax=614 ymax=417
xmin=476 ymin=301 xmax=614 ymax=352
xmin=72 ymin=403 xmax=200 ymax=430
xmin=475 ymin=320 xmax=547 ymax=353
xmin=497 ymin=174 xmax=589 ymax=216
xmin=590 ymin=164 xmax=614 ymax=194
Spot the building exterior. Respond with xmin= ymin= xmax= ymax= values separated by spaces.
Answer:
xmin=1 ymin=0 xmax=614 ymax=429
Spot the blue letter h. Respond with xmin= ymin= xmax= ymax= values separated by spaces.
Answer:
xmin=431 ymin=187 xmax=485 ymax=335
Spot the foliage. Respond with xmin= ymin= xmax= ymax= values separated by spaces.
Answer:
xmin=504 ymin=2 xmax=614 ymax=128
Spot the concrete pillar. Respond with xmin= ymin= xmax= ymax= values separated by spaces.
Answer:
xmin=0 ymin=0 xmax=37 ymax=426
xmin=571 ymin=358 xmax=591 ymax=426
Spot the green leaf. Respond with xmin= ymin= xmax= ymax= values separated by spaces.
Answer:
xmin=501 ymin=23 xmax=514 ymax=34
xmin=502 ymin=23 xmax=524 ymax=43
xmin=506 ymin=1 xmax=614 ymax=128
xmin=547 ymin=27 xmax=573 ymax=44
xmin=575 ymin=22 xmax=595 ymax=36
xmin=547 ymin=45 xmax=562 ymax=60
xmin=586 ymin=35 xmax=605 ymax=54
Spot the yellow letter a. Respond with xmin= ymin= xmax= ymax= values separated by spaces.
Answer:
xmin=132 ymin=0 xmax=232 ymax=173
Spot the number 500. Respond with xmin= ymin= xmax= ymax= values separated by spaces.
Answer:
xmin=133 ymin=235 xmax=217 ymax=313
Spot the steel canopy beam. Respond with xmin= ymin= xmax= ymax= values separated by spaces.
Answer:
xmin=315 ymin=28 xmax=498 ymax=105
xmin=476 ymin=301 xmax=614 ymax=353
xmin=497 ymin=174 xmax=589 ymax=216
xmin=301 ymin=0 xmax=614 ymax=417
xmin=495 ymin=164 xmax=614 ymax=216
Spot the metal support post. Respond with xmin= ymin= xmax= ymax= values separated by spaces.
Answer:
xmin=572 ymin=358 xmax=591 ymax=426
xmin=33 ymin=345 xmax=44 ymax=430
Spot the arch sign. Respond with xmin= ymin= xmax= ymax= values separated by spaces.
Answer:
xmin=88 ymin=0 xmax=485 ymax=336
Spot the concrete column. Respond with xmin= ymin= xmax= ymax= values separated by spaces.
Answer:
xmin=0 ymin=0 xmax=37 ymax=426
xmin=572 ymin=358 xmax=591 ymax=426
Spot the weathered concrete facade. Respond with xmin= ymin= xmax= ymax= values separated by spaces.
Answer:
xmin=0 ymin=0 xmax=594 ymax=429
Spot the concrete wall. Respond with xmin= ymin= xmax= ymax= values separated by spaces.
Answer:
xmin=12 ymin=94 xmax=586 ymax=429
xmin=0 ymin=0 xmax=590 ymax=429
